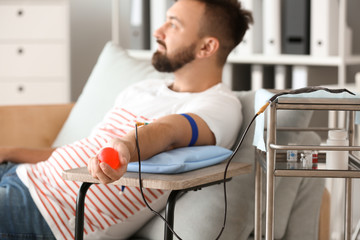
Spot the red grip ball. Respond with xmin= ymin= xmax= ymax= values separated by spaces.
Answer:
xmin=98 ymin=147 xmax=120 ymax=169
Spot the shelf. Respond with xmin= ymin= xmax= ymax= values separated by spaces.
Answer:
xmin=274 ymin=162 xmax=360 ymax=178
xmin=346 ymin=55 xmax=360 ymax=65
xmin=228 ymin=53 xmax=341 ymax=66
xmin=273 ymin=97 xmax=360 ymax=111
xmin=256 ymin=151 xmax=360 ymax=178
xmin=127 ymin=49 xmax=360 ymax=67
xmin=228 ymin=54 xmax=360 ymax=66
xmin=264 ymin=98 xmax=360 ymax=178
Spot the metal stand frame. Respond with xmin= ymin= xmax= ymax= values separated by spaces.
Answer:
xmin=254 ymin=97 xmax=360 ymax=240
xmin=75 ymin=182 xmax=93 ymax=240
xmin=74 ymin=179 xmax=229 ymax=240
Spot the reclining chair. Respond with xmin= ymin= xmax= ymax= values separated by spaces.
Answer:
xmin=0 ymin=42 xmax=326 ymax=239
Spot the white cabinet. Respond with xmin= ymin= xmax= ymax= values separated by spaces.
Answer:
xmin=0 ymin=0 xmax=70 ymax=105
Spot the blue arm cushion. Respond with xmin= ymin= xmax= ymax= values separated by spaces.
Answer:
xmin=127 ymin=146 xmax=232 ymax=174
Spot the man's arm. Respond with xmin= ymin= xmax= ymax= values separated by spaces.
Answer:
xmin=88 ymin=113 xmax=215 ymax=184
xmin=0 ymin=147 xmax=55 ymax=164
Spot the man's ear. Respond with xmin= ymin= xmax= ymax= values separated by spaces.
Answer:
xmin=197 ymin=37 xmax=219 ymax=58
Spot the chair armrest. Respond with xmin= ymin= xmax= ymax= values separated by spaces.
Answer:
xmin=0 ymin=104 xmax=74 ymax=148
xmin=62 ymin=162 xmax=252 ymax=190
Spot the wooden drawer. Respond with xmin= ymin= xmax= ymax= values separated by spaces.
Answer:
xmin=0 ymin=81 xmax=69 ymax=105
xmin=0 ymin=43 xmax=67 ymax=77
xmin=0 ymin=3 xmax=67 ymax=40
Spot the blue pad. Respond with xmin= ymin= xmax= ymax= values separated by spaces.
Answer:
xmin=127 ymin=146 xmax=232 ymax=174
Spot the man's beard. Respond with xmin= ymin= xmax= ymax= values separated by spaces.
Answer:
xmin=152 ymin=42 xmax=197 ymax=73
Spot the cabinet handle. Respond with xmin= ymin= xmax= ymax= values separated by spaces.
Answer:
xmin=17 ymin=9 xmax=24 ymax=17
xmin=17 ymin=85 xmax=25 ymax=93
xmin=17 ymin=47 xmax=24 ymax=55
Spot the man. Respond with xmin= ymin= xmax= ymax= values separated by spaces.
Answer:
xmin=0 ymin=0 xmax=253 ymax=239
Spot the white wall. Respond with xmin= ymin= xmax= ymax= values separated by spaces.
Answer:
xmin=70 ymin=0 xmax=111 ymax=101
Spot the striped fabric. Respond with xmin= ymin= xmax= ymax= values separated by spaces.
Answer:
xmin=23 ymin=107 xmax=166 ymax=240
xmin=17 ymin=79 xmax=241 ymax=239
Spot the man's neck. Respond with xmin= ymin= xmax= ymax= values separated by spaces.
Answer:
xmin=170 ymin=63 xmax=223 ymax=93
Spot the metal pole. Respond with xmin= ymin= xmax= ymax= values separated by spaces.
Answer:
xmin=75 ymin=182 xmax=93 ymax=240
xmin=164 ymin=190 xmax=182 ymax=240
xmin=345 ymin=178 xmax=352 ymax=240
xmin=255 ymin=161 xmax=263 ymax=240
xmin=266 ymin=102 xmax=277 ymax=240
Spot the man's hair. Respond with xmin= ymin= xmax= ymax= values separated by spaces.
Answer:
xmin=188 ymin=0 xmax=253 ymax=66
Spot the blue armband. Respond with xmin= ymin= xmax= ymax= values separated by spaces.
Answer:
xmin=180 ymin=113 xmax=198 ymax=146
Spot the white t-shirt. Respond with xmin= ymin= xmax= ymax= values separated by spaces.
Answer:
xmin=17 ymin=79 xmax=242 ymax=240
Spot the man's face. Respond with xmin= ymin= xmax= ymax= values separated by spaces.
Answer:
xmin=151 ymin=0 xmax=205 ymax=72
xmin=152 ymin=41 xmax=196 ymax=72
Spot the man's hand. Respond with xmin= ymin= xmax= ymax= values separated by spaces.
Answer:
xmin=88 ymin=139 xmax=131 ymax=184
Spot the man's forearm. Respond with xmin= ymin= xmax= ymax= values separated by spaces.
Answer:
xmin=0 ymin=147 xmax=55 ymax=164
xmin=120 ymin=113 xmax=215 ymax=163
xmin=121 ymin=120 xmax=178 ymax=163
xmin=88 ymin=113 xmax=215 ymax=184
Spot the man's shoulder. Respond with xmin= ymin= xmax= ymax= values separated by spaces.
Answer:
xmin=201 ymin=83 xmax=240 ymax=103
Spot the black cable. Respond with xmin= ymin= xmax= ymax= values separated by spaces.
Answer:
xmin=135 ymin=124 xmax=183 ymax=240
xmin=132 ymin=85 xmax=353 ymax=239
xmin=134 ymin=114 xmax=259 ymax=240
xmin=215 ymin=113 xmax=259 ymax=240
xmin=213 ymin=86 xmax=350 ymax=238
xmin=269 ymin=86 xmax=355 ymax=102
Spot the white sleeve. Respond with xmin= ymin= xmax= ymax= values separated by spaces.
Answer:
xmin=178 ymin=91 xmax=242 ymax=149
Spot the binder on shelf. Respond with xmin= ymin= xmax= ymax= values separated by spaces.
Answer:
xmin=150 ymin=0 xmax=173 ymax=51
xmin=294 ymin=66 xmax=337 ymax=88
xmin=263 ymin=0 xmax=281 ymax=55
xmin=222 ymin=64 xmax=252 ymax=91
xmin=118 ymin=0 xmax=150 ymax=50
xmin=282 ymin=0 xmax=310 ymax=55
xmin=344 ymin=28 xmax=353 ymax=56
xmin=232 ymin=64 xmax=251 ymax=90
xmin=274 ymin=65 xmax=290 ymax=90
xmin=222 ymin=63 xmax=234 ymax=89
xmin=232 ymin=0 xmax=262 ymax=56
xmin=129 ymin=0 xmax=150 ymax=50
xmin=251 ymin=65 xmax=274 ymax=90
xmin=262 ymin=65 xmax=274 ymax=89
xmin=251 ymin=65 xmax=263 ymax=90
xmin=290 ymin=66 xmax=337 ymax=89
xmin=291 ymin=66 xmax=308 ymax=89
xmin=310 ymin=0 xmax=339 ymax=56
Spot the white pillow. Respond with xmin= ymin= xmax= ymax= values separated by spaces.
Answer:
xmin=53 ymin=42 xmax=168 ymax=147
